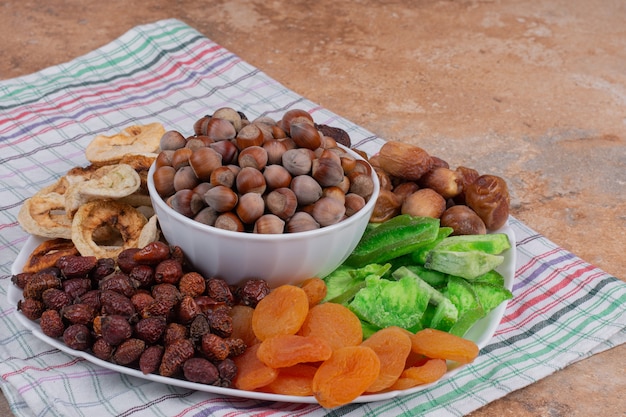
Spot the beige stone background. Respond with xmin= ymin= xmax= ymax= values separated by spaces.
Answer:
xmin=1 ymin=1 xmax=624 ymax=416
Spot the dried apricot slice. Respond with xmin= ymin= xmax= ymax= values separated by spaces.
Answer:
xmin=229 ymin=305 xmax=258 ymax=347
xmin=263 ymin=364 xmax=318 ymax=396
xmin=361 ymin=326 xmax=412 ymax=393
xmin=298 ymin=302 xmax=362 ymax=350
xmin=389 ymin=358 xmax=447 ymax=391
xmin=408 ymin=328 xmax=479 ymax=364
xmin=257 ymin=334 xmax=332 ymax=368
xmin=251 ymin=285 xmax=309 ymax=341
xmin=312 ymin=346 xmax=380 ymax=408
xmin=300 ymin=277 xmax=327 ymax=307
xmin=232 ymin=343 xmax=279 ymax=391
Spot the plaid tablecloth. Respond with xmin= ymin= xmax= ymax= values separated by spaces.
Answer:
xmin=1 ymin=19 xmax=625 ymax=417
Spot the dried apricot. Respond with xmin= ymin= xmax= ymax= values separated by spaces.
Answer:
xmin=361 ymin=326 xmax=411 ymax=393
xmin=408 ymin=328 xmax=479 ymax=364
xmin=300 ymin=277 xmax=327 ymax=307
xmin=298 ymin=302 xmax=362 ymax=350
xmin=312 ymin=346 xmax=380 ymax=408
xmin=232 ymin=343 xmax=279 ymax=391
xmin=389 ymin=358 xmax=447 ymax=391
xmin=257 ymin=334 xmax=332 ymax=368
xmin=263 ymin=364 xmax=318 ymax=396
xmin=229 ymin=305 xmax=258 ymax=347
xmin=251 ymin=285 xmax=309 ymax=341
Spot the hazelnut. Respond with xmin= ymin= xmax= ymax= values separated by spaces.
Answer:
xmin=279 ymin=109 xmax=314 ymax=133
xmin=173 ymin=166 xmax=200 ymax=192
xmin=189 ymin=147 xmax=223 ymax=181
xmin=202 ymin=117 xmax=237 ymax=141
xmin=237 ymin=146 xmax=268 ymax=170
xmin=160 ymin=130 xmax=186 ymax=151
xmin=214 ymin=212 xmax=244 ymax=232
xmin=171 ymin=147 xmax=193 ymax=170
xmin=312 ymin=150 xmax=344 ymax=187
xmin=209 ymin=140 xmax=239 ymax=165
xmin=286 ymin=211 xmax=320 ymax=233
xmin=235 ymin=167 xmax=266 ymax=194
xmin=235 ymin=192 xmax=265 ymax=224
xmin=311 ymin=196 xmax=346 ymax=227
xmin=348 ymin=171 xmax=375 ymax=200
xmin=263 ymin=164 xmax=292 ymax=190
xmin=253 ymin=214 xmax=285 ymax=234
xmin=265 ymin=188 xmax=298 ymax=220
xmin=209 ymin=166 xmax=236 ymax=188
xmin=236 ymin=124 xmax=264 ymax=149
xmin=344 ymin=193 xmax=366 ymax=217
xmin=212 ymin=107 xmax=243 ymax=132
xmin=290 ymin=122 xmax=322 ymax=150
xmin=203 ymin=185 xmax=239 ymax=212
xmin=153 ymin=165 xmax=176 ymax=197
xmin=282 ymin=148 xmax=313 ymax=176
xmin=262 ymin=139 xmax=288 ymax=165
xmin=290 ymin=175 xmax=323 ymax=206
xmin=169 ymin=189 xmax=205 ymax=218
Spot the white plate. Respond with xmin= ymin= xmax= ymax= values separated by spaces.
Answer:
xmin=8 ymin=224 xmax=515 ymax=404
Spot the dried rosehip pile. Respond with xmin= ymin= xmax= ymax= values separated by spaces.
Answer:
xmin=13 ymin=241 xmax=271 ymax=387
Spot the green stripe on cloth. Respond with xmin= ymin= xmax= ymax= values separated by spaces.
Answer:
xmin=1 ymin=19 xmax=625 ymax=417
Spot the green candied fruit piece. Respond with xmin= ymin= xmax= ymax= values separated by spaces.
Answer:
xmin=425 ymin=250 xmax=504 ymax=280
xmin=434 ymin=233 xmax=511 ymax=255
xmin=345 ymin=215 xmax=440 ymax=267
xmin=348 ymin=274 xmax=430 ymax=330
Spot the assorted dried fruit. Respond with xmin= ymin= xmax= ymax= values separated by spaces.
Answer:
xmin=13 ymin=108 xmax=516 ymax=407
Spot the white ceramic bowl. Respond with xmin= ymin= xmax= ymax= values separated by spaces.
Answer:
xmin=147 ymin=145 xmax=380 ymax=287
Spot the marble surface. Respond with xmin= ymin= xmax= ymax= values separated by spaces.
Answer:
xmin=1 ymin=1 xmax=624 ymax=416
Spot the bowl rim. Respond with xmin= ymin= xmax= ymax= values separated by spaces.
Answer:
xmin=147 ymin=143 xmax=381 ymax=241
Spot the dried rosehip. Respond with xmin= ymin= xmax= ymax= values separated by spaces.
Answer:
xmin=56 ymin=255 xmax=97 ymax=278
xmin=236 ymin=279 xmax=270 ymax=307
xmin=194 ymin=296 xmax=226 ymax=313
xmin=163 ymin=323 xmax=188 ymax=346
xmin=151 ymin=283 xmax=181 ymax=305
xmin=22 ymin=272 xmax=62 ymax=300
xmin=139 ymin=345 xmax=164 ymax=375
xmin=112 ymin=338 xmax=145 ymax=365
xmin=89 ymin=257 xmax=116 ymax=282
xmin=99 ymin=272 xmax=136 ymax=298
xmin=100 ymin=315 xmax=132 ymax=346
xmin=206 ymin=278 xmax=234 ymax=306
xmin=117 ymin=248 xmax=142 ymax=273
xmin=225 ymin=338 xmax=247 ymax=358
xmin=11 ymin=272 xmax=33 ymax=289
xmin=133 ymin=241 xmax=171 ymax=265
xmin=39 ymin=309 xmax=65 ymax=338
xmin=41 ymin=288 xmax=71 ymax=311
xmin=130 ymin=291 xmax=155 ymax=313
xmin=61 ymin=303 xmax=96 ymax=325
xmin=183 ymin=357 xmax=219 ymax=385
xmin=134 ymin=316 xmax=167 ymax=345
xmin=129 ymin=265 xmax=155 ymax=288
xmin=62 ymin=278 xmax=92 ymax=300
xmin=74 ymin=290 xmax=102 ymax=311
xmin=177 ymin=296 xmax=201 ymax=324
xmin=178 ymin=272 xmax=205 ymax=298
xmin=92 ymin=337 xmax=114 ymax=361
xmin=154 ymin=259 xmax=183 ymax=285
xmin=216 ymin=358 xmax=238 ymax=387
xmin=159 ymin=338 xmax=194 ymax=377
xmin=17 ymin=298 xmax=45 ymax=320
xmin=206 ymin=306 xmax=233 ymax=338
xmin=200 ymin=333 xmax=230 ymax=362
xmin=100 ymin=290 xmax=136 ymax=317
xmin=63 ymin=324 xmax=92 ymax=351
xmin=189 ymin=314 xmax=211 ymax=345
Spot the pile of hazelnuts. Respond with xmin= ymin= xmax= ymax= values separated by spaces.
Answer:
xmin=152 ymin=108 xmax=375 ymax=234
